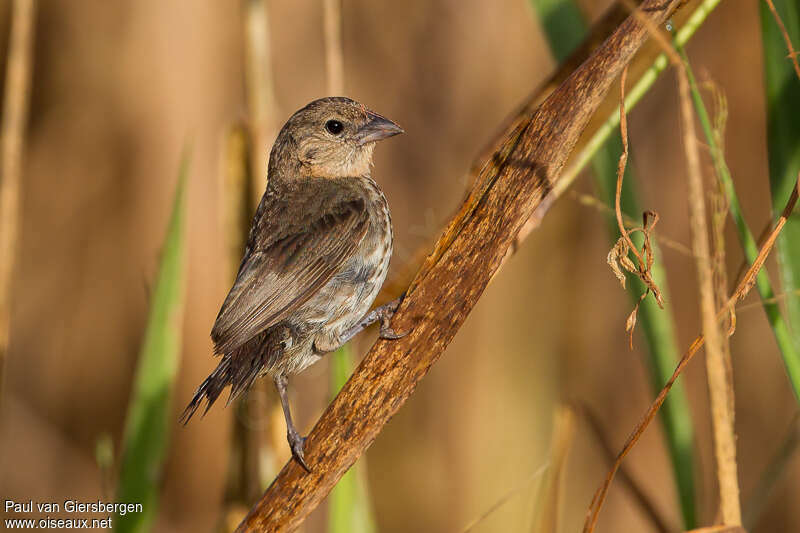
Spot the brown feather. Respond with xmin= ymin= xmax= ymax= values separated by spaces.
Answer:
xmin=211 ymin=178 xmax=369 ymax=355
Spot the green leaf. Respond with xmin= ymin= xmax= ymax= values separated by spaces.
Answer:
xmin=528 ymin=0 xmax=584 ymax=63
xmin=328 ymin=345 xmax=376 ymax=533
xmin=760 ymin=0 xmax=800 ymax=354
xmin=115 ymin=150 xmax=190 ymax=532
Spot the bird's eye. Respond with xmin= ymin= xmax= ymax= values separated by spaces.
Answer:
xmin=325 ymin=120 xmax=344 ymax=135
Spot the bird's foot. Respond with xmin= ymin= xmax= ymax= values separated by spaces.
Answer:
xmin=287 ymin=430 xmax=311 ymax=473
xmin=378 ymin=297 xmax=410 ymax=340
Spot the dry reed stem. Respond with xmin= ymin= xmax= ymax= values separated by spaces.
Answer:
xmin=244 ymin=0 xmax=278 ymax=198
xmin=0 ymin=0 xmax=36 ymax=408
xmin=323 ymin=0 xmax=344 ymax=95
xmin=235 ymin=1 xmax=685 ymax=529
xmin=671 ymin=26 xmax=742 ymax=533
xmin=234 ymin=0 xmax=283 ymax=495
xmin=222 ymin=127 xmax=254 ymax=281
xmin=763 ymin=0 xmax=800 ymax=80
xmin=583 ymin=175 xmax=800 ymax=533
xmin=220 ymin=126 xmax=266 ymax=510
xmin=708 ymin=93 xmax=736 ymax=423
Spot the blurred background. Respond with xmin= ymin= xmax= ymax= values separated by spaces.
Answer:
xmin=1 ymin=0 xmax=799 ymax=532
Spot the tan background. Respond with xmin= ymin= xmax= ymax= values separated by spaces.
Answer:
xmin=1 ymin=0 xmax=798 ymax=531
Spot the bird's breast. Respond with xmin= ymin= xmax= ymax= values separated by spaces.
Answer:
xmin=344 ymin=177 xmax=392 ymax=309
xmin=313 ymin=178 xmax=392 ymax=325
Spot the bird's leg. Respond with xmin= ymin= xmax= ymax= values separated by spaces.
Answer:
xmin=339 ymin=297 xmax=409 ymax=345
xmin=273 ymin=373 xmax=310 ymax=472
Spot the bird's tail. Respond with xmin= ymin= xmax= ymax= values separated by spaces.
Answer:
xmin=180 ymin=328 xmax=287 ymax=424
xmin=180 ymin=355 xmax=233 ymax=424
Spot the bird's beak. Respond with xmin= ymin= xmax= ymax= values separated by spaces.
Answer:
xmin=355 ymin=112 xmax=404 ymax=145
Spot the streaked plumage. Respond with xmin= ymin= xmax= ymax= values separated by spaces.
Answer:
xmin=181 ymin=97 xmax=403 ymax=470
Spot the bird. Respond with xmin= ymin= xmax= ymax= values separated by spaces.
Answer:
xmin=180 ymin=97 xmax=405 ymax=471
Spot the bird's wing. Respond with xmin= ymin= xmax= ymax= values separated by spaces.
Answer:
xmin=211 ymin=181 xmax=369 ymax=354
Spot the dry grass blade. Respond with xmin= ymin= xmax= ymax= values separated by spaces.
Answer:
xmin=606 ymin=65 xmax=663 ymax=346
xmin=609 ymin=208 xmax=662 ymax=347
xmin=619 ymin=0 xmax=742 ymax=524
xmin=578 ymin=404 xmax=671 ymax=533
xmin=583 ymin=175 xmax=800 ymax=533
xmin=686 ymin=526 xmax=747 ymax=533
xmin=532 ymin=406 xmax=576 ymax=533
xmin=461 ymin=462 xmax=550 ymax=533
xmin=575 ymin=191 xmax=694 ymax=257
xmin=235 ymin=1 xmax=685 ymax=530
xmin=0 ymin=0 xmax=36 ymax=408
xmin=736 ymin=289 xmax=800 ymax=312
xmin=743 ymin=414 xmax=800 ymax=529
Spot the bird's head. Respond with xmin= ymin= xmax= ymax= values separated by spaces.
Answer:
xmin=270 ymin=97 xmax=403 ymax=180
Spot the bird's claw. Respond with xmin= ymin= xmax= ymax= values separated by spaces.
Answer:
xmin=288 ymin=431 xmax=311 ymax=473
xmin=379 ymin=324 xmax=410 ymax=340
xmin=385 ymin=297 xmax=402 ymax=312
xmin=378 ymin=298 xmax=410 ymax=340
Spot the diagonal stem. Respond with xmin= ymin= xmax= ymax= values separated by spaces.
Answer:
xmin=234 ymin=1 xmax=687 ymax=530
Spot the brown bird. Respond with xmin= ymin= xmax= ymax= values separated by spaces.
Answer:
xmin=181 ymin=97 xmax=405 ymax=471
